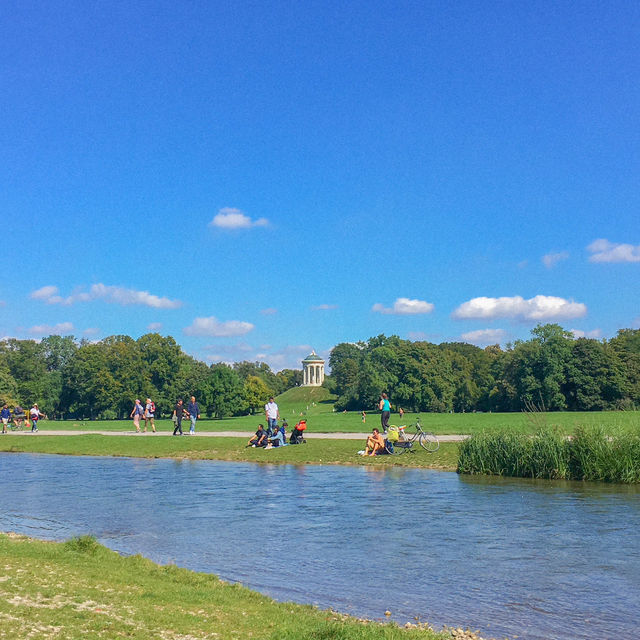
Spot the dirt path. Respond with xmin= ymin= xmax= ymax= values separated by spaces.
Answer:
xmin=3 ymin=430 xmax=468 ymax=441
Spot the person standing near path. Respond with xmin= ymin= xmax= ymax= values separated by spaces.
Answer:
xmin=1 ymin=404 xmax=10 ymax=433
xmin=130 ymin=399 xmax=144 ymax=433
xmin=172 ymin=399 xmax=185 ymax=436
xmin=264 ymin=396 xmax=279 ymax=435
xmin=398 ymin=407 xmax=404 ymax=421
xmin=29 ymin=404 xmax=45 ymax=433
xmin=379 ymin=393 xmax=391 ymax=433
xmin=143 ymin=398 xmax=156 ymax=433
xmin=187 ymin=395 xmax=200 ymax=435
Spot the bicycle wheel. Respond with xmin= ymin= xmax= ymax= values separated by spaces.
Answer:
xmin=386 ymin=439 xmax=405 ymax=455
xmin=419 ymin=432 xmax=439 ymax=452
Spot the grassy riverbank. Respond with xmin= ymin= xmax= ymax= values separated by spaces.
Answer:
xmin=33 ymin=408 xmax=639 ymax=436
xmin=0 ymin=435 xmax=459 ymax=470
xmin=458 ymin=426 xmax=640 ymax=482
xmin=0 ymin=533 xmax=459 ymax=640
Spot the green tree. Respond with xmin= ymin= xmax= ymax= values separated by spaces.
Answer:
xmin=202 ymin=364 xmax=245 ymax=418
xmin=243 ymin=375 xmax=270 ymax=414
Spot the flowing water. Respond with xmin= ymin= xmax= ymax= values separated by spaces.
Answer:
xmin=0 ymin=452 xmax=638 ymax=640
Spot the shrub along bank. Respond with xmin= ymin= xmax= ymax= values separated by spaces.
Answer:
xmin=457 ymin=426 xmax=640 ymax=483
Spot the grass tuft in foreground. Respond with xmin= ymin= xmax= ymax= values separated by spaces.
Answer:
xmin=0 ymin=533 xmax=455 ymax=640
xmin=458 ymin=425 xmax=640 ymax=483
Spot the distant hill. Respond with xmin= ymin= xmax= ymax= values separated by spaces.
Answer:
xmin=275 ymin=386 xmax=337 ymax=420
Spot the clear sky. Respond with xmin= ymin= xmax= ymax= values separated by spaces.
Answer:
xmin=1 ymin=1 xmax=639 ymax=370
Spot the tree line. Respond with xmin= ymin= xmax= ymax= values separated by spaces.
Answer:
xmin=328 ymin=324 xmax=640 ymax=413
xmin=2 ymin=324 xmax=638 ymax=419
xmin=0 ymin=333 xmax=302 ymax=419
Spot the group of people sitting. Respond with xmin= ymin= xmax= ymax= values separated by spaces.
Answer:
xmin=246 ymin=419 xmax=307 ymax=449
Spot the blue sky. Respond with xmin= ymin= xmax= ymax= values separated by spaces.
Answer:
xmin=1 ymin=1 xmax=639 ymax=370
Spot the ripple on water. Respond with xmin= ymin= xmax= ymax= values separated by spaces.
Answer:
xmin=0 ymin=453 xmax=639 ymax=640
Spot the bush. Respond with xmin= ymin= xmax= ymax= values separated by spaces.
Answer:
xmin=458 ymin=426 xmax=640 ymax=483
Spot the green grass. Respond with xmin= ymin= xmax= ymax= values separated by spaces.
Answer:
xmin=0 ymin=435 xmax=459 ymax=470
xmin=0 ymin=533 xmax=452 ymax=640
xmin=35 ymin=408 xmax=640 ymax=436
xmin=458 ymin=426 xmax=640 ymax=483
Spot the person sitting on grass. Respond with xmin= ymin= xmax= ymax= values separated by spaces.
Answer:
xmin=290 ymin=419 xmax=307 ymax=444
xmin=363 ymin=428 xmax=386 ymax=456
xmin=247 ymin=424 xmax=268 ymax=448
xmin=266 ymin=425 xmax=285 ymax=448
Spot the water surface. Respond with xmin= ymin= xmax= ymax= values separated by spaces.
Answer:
xmin=0 ymin=453 xmax=638 ymax=640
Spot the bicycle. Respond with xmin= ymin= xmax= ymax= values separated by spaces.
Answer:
xmin=8 ymin=416 xmax=26 ymax=431
xmin=385 ymin=418 xmax=439 ymax=454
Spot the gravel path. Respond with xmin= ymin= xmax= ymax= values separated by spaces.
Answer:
xmin=3 ymin=430 xmax=468 ymax=442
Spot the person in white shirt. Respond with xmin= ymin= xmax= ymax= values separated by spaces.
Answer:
xmin=264 ymin=396 xmax=279 ymax=435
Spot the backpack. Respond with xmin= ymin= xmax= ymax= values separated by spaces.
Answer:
xmin=151 ymin=402 xmax=156 ymax=413
xmin=387 ymin=426 xmax=400 ymax=442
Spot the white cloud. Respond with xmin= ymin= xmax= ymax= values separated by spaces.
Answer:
xmin=570 ymin=328 xmax=602 ymax=339
xmin=587 ymin=238 xmax=640 ymax=263
xmin=311 ymin=304 xmax=338 ymax=311
xmin=202 ymin=342 xmax=253 ymax=354
xmin=29 ymin=284 xmax=182 ymax=309
xmin=147 ymin=322 xmax=163 ymax=331
xmin=209 ymin=207 xmax=269 ymax=230
xmin=542 ymin=251 xmax=569 ymax=269
xmin=30 ymin=285 xmax=60 ymax=301
xmin=452 ymin=295 xmax=587 ymax=321
xmin=260 ymin=308 xmax=278 ymax=315
xmin=82 ymin=327 xmax=100 ymax=336
xmin=184 ymin=316 xmax=254 ymax=337
xmin=260 ymin=345 xmax=319 ymax=371
xmin=198 ymin=343 xmax=315 ymax=371
xmin=461 ymin=329 xmax=507 ymax=345
xmin=372 ymin=297 xmax=435 ymax=315
xmin=27 ymin=322 xmax=74 ymax=336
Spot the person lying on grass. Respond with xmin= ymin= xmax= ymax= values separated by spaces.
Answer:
xmin=247 ymin=424 xmax=268 ymax=448
xmin=363 ymin=428 xmax=386 ymax=456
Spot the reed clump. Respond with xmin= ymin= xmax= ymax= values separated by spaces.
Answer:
xmin=458 ymin=426 xmax=640 ymax=483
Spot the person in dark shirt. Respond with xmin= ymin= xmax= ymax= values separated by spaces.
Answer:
xmin=247 ymin=424 xmax=267 ymax=447
xmin=187 ymin=395 xmax=200 ymax=435
xmin=172 ymin=399 xmax=185 ymax=436
xmin=1 ymin=404 xmax=10 ymax=434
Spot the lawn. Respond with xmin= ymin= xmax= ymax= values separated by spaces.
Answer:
xmin=0 ymin=533 xmax=453 ymax=640
xmin=34 ymin=409 xmax=639 ymax=436
xmin=0 ymin=435 xmax=459 ymax=470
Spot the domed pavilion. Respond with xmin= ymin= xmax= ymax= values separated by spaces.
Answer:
xmin=302 ymin=350 xmax=325 ymax=387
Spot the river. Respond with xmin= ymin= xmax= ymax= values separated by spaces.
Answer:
xmin=0 ymin=452 xmax=638 ymax=640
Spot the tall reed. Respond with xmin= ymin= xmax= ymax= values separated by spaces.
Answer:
xmin=458 ymin=426 xmax=640 ymax=483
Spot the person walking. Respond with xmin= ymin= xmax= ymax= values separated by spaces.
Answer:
xmin=172 ymin=399 xmax=185 ymax=436
xmin=187 ymin=395 xmax=200 ymax=435
xmin=130 ymin=399 xmax=144 ymax=433
xmin=379 ymin=392 xmax=391 ymax=433
xmin=29 ymin=403 xmax=45 ymax=433
xmin=143 ymin=398 xmax=156 ymax=433
xmin=264 ymin=396 xmax=279 ymax=435
xmin=1 ymin=404 xmax=10 ymax=434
